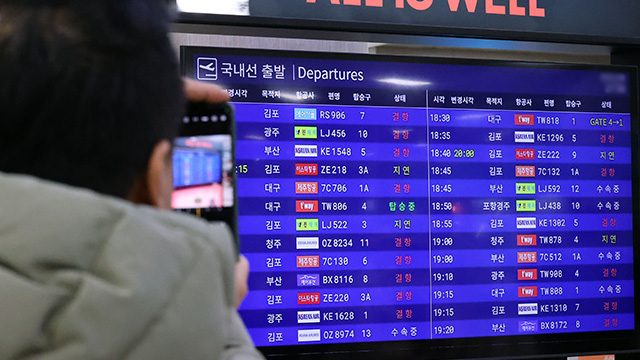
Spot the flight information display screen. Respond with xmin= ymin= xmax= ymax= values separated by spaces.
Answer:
xmin=173 ymin=146 xmax=222 ymax=187
xmin=182 ymin=47 xmax=637 ymax=353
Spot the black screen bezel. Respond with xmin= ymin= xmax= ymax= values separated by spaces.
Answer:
xmin=180 ymin=46 xmax=640 ymax=359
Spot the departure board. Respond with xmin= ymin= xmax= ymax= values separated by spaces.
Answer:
xmin=182 ymin=47 xmax=637 ymax=352
xmin=173 ymin=149 xmax=222 ymax=187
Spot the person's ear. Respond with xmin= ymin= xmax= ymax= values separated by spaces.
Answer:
xmin=145 ymin=140 xmax=174 ymax=209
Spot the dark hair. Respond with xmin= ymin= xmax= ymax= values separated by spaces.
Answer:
xmin=0 ymin=0 xmax=184 ymax=198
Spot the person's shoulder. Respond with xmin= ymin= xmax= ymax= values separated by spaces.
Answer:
xmin=0 ymin=171 xmax=235 ymax=271
xmin=135 ymin=204 xmax=236 ymax=261
xmin=0 ymin=172 xmax=238 ymax=358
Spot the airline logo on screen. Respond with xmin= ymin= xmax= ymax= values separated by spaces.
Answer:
xmin=295 ymin=126 xmax=318 ymax=139
xmin=515 ymin=114 xmax=535 ymax=125
xmin=516 ymin=183 xmax=536 ymax=195
xmin=297 ymin=274 xmax=320 ymax=286
xmin=297 ymin=218 xmax=320 ymax=231
xmin=298 ymin=311 xmax=321 ymax=324
xmin=298 ymin=292 xmax=321 ymax=305
xmin=515 ymin=148 xmax=535 ymax=160
xmin=518 ymin=286 xmax=538 ymax=298
xmin=295 ymin=108 xmax=317 ymax=121
xmin=516 ymin=217 xmax=536 ymax=229
xmin=295 ymin=145 xmax=318 ymax=157
xmin=296 ymin=182 xmax=318 ymax=194
xmin=516 ymin=200 xmax=536 ymax=212
xmin=514 ymin=131 xmax=535 ymax=143
xmin=296 ymin=163 xmax=319 ymax=175
xmin=518 ymin=251 xmax=537 ymax=263
xmin=298 ymin=329 xmax=321 ymax=342
xmin=297 ymin=255 xmax=320 ymax=268
xmin=297 ymin=237 xmax=320 ymax=250
xmin=518 ymin=320 xmax=539 ymax=333
xmin=304 ymin=0 xmax=546 ymax=18
xmin=517 ymin=234 xmax=537 ymax=246
xmin=297 ymin=200 xmax=319 ymax=212
xmin=518 ymin=269 xmax=538 ymax=280
xmin=516 ymin=165 xmax=536 ymax=177
xmin=518 ymin=303 xmax=539 ymax=315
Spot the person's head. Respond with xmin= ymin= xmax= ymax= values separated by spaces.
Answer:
xmin=0 ymin=0 xmax=184 ymax=208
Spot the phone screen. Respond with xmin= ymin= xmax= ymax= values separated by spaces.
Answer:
xmin=171 ymin=102 xmax=238 ymax=254
xmin=172 ymin=135 xmax=233 ymax=209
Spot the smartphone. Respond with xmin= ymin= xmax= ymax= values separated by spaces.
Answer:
xmin=171 ymin=101 xmax=238 ymax=255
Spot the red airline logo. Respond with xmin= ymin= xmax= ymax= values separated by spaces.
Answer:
xmin=518 ymin=286 xmax=538 ymax=298
xmin=518 ymin=269 xmax=538 ymax=281
xmin=296 ymin=182 xmax=318 ymax=194
xmin=515 ymin=114 xmax=535 ymax=125
xmin=518 ymin=251 xmax=537 ymax=263
xmin=515 ymin=165 xmax=536 ymax=178
xmin=517 ymin=234 xmax=537 ymax=246
xmin=515 ymin=149 xmax=535 ymax=160
xmin=296 ymin=163 xmax=318 ymax=176
xmin=298 ymin=292 xmax=320 ymax=305
xmin=297 ymin=255 xmax=320 ymax=268
xmin=296 ymin=200 xmax=319 ymax=213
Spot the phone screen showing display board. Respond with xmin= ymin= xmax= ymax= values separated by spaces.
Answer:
xmin=172 ymin=102 xmax=238 ymax=253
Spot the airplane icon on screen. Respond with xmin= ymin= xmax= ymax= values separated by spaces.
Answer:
xmin=197 ymin=57 xmax=218 ymax=80
xmin=199 ymin=62 xmax=216 ymax=72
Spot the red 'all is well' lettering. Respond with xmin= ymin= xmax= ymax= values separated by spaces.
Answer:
xmin=306 ymin=0 xmax=545 ymax=17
